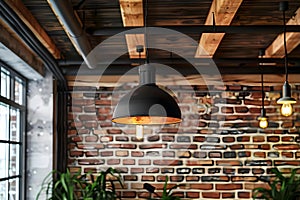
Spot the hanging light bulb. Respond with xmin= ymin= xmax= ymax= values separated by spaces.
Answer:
xmin=257 ymin=49 xmax=268 ymax=129
xmin=136 ymin=125 xmax=144 ymax=140
xmin=276 ymin=1 xmax=296 ymax=117
xmin=281 ymin=103 xmax=293 ymax=117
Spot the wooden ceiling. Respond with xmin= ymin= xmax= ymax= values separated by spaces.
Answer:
xmin=1 ymin=0 xmax=300 ymax=86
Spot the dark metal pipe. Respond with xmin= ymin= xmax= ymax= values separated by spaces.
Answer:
xmin=90 ymin=25 xmax=300 ymax=36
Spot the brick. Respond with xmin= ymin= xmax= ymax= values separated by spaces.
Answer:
xmin=208 ymin=168 xmax=221 ymax=174
xmin=147 ymin=135 xmax=160 ymax=142
xmin=217 ymin=160 xmax=242 ymax=166
xmin=190 ymin=183 xmax=213 ymax=190
xmin=245 ymin=183 xmax=269 ymax=190
xmin=259 ymin=144 xmax=271 ymax=150
xmin=142 ymin=175 xmax=155 ymax=181
xmin=177 ymin=151 xmax=191 ymax=158
xmin=238 ymin=151 xmax=251 ymax=158
xmin=107 ymin=129 xmax=122 ymax=134
xmin=162 ymin=135 xmax=175 ymax=142
xmin=193 ymin=136 xmax=205 ymax=142
xmin=202 ymin=176 xmax=229 ymax=182
xmin=123 ymin=159 xmax=135 ymax=165
xmin=282 ymin=121 xmax=294 ymax=128
xmin=100 ymin=151 xmax=113 ymax=157
xmin=296 ymin=152 xmax=300 ymax=158
xmin=273 ymin=144 xmax=300 ymax=150
xmin=282 ymin=136 xmax=294 ymax=142
xmin=186 ymin=192 xmax=200 ymax=198
xmin=230 ymin=144 xmax=244 ymax=150
xmin=244 ymin=99 xmax=270 ymax=106
xmin=202 ymin=192 xmax=220 ymax=198
xmin=124 ymin=175 xmax=138 ymax=181
xmin=253 ymin=136 xmax=265 ymax=142
xmin=245 ymin=160 xmax=272 ymax=166
xmin=238 ymin=168 xmax=250 ymax=174
xmin=116 ymin=150 xmax=129 ymax=157
xmin=68 ymin=129 xmax=77 ymax=136
xmin=267 ymin=136 xmax=280 ymax=142
xmin=79 ymin=114 xmax=98 ymax=121
xmin=140 ymin=144 xmax=166 ymax=149
xmin=224 ymin=152 xmax=236 ymax=158
xmin=153 ymin=159 xmax=183 ymax=166
xmin=83 ymin=167 xmax=97 ymax=173
xmin=192 ymin=168 xmax=205 ymax=174
xmin=200 ymin=145 xmax=227 ymax=150
xmin=115 ymin=136 xmax=129 ymax=142
xmin=85 ymin=151 xmax=98 ymax=157
xmin=235 ymin=106 xmax=249 ymax=113
xmin=122 ymin=191 xmax=136 ymax=198
xmin=85 ymin=135 xmax=98 ymax=142
xmin=170 ymin=176 xmax=184 ymax=182
xmin=71 ymin=136 xmax=83 ymax=142
xmin=177 ymin=168 xmax=191 ymax=174
xmin=223 ymin=168 xmax=235 ymax=175
xmin=107 ymin=159 xmax=120 ymax=165
xmin=198 ymin=121 xmax=208 ymax=127
xmin=222 ymin=136 xmax=235 ymax=143
xmin=170 ymin=144 xmax=198 ymax=149
xmin=77 ymin=144 xmax=104 ymax=149
xmin=78 ymin=159 xmax=104 ymax=165
xmin=222 ymin=192 xmax=235 ymax=198
xmin=162 ymin=151 xmax=175 ymax=157
xmin=253 ymin=152 xmax=266 ymax=158
xmin=70 ymin=150 xmax=83 ymax=157
xmin=177 ymin=136 xmax=191 ymax=142
xmin=161 ymin=168 xmax=174 ymax=174
xmin=209 ymin=152 xmax=222 ymax=158
xmin=205 ymin=137 xmax=220 ymax=143
xmin=138 ymin=159 xmax=151 ymax=165
xmin=252 ymin=168 xmax=265 ymax=174
xmin=268 ymin=152 xmax=279 ymax=158
xmin=131 ymin=151 xmax=144 ymax=157
xmin=146 ymin=168 xmax=159 ymax=173
xmin=274 ymin=160 xmax=300 ymax=166
xmin=187 ymin=160 xmax=213 ymax=166
xmin=186 ymin=176 xmax=200 ymax=181
xmin=216 ymin=183 xmax=242 ymax=190
xmin=72 ymin=99 xmax=95 ymax=106
xmin=99 ymin=136 xmax=113 ymax=142
xmin=131 ymin=168 xmax=144 ymax=174
xmin=231 ymin=176 xmax=258 ymax=182
xmin=282 ymin=152 xmax=294 ymax=158
xmin=221 ymin=107 xmax=234 ymax=114
xmin=238 ymin=192 xmax=251 ymax=198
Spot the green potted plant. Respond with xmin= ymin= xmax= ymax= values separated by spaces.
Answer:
xmin=253 ymin=168 xmax=300 ymax=200
xmin=36 ymin=169 xmax=84 ymax=200
xmin=145 ymin=176 xmax=182 ymax=200
xmin=36 ymin=167 xmax=123 ymax=200
xmin=83 ymin=167 xmax=123 ymax=200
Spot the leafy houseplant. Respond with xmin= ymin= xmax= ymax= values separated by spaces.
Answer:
xmin=253 ymin=168 xmax=300 ymax=200
xmin=145 ymin=176 xmax=182 ymax=200
xmin=36 ymin=167 xmax=123 ymax=200
xmin=83 ymin=167 xmax=123 ymax=200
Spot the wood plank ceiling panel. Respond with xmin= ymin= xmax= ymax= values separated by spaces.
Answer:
xmin=266 ymin=7 xmax=300 ymax=58
xmin=195 ymin=0 xmax=243 ymax=58
xmin=119 ymin=0 xmax=145 ymax=59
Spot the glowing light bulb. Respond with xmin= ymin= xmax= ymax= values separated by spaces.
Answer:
xmin=258 ymin=117 xmax=268 ymax=129
xmin=136 ymin=125 xmax=144 ymax=140
xmin=281 ymin=103 xmax=293 ymax=117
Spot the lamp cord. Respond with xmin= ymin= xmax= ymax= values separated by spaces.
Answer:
xmin=144 ymin=0 xmax=149 ymax=63
xmin=283 ymin=9 xmax=288 ymax=81
xmin=260 ymin=65 xmax=265 ymax=109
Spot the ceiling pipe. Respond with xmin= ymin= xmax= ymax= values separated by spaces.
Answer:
xmin=90 ymin=25 xmax=300 ymax=36
xmin=47 ymin=0 xmax=97 ymax=69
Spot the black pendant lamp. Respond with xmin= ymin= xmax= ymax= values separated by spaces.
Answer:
xmin=257 ymin=49 xmax=268 ymax=129
xmin=112 ymin=64 xmax=182 ymax=125
xmin=277 ymin=1 xmax=296 ymax=116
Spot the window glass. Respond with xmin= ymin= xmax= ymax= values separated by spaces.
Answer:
xmin=14 ymin=78 xmax=24 ymax=105
xmin=0 ymin=103 xmax=9 ymax=140
xmin=10 ymin=109 xmax=20 ymax=142
xmin=9 ymin=144 xmax=20 ymax=177
xmin=1 ymin=68 xmax=10 ymax=98
xmin=0 ymin=143 xmax=9 ymax=179
xmin=0 ymin=181 xmax=8 ymax=200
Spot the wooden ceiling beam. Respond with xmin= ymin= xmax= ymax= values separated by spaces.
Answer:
xmin=4 ymin=0 xmax=61 ymax=59
xmin=119 ymin=0 xmax=145 ymax=58
xmin=195 ymin=0 xmax=243 ymax=58
xmin=266 ymin=7 xmax=300 ymax=58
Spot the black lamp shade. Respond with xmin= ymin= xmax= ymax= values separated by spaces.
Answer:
xmin=277 ymin=81 xmax=296 ymax=104
xmin=112 ymin=83 xmax=182 ymax=125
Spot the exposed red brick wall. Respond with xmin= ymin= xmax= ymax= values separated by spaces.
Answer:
xmin=67 ymin=84 xmax=300 ymax=199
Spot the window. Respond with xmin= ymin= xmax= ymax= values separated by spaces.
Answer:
xmin=0 ymin=65 xmax=26 ymax=200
